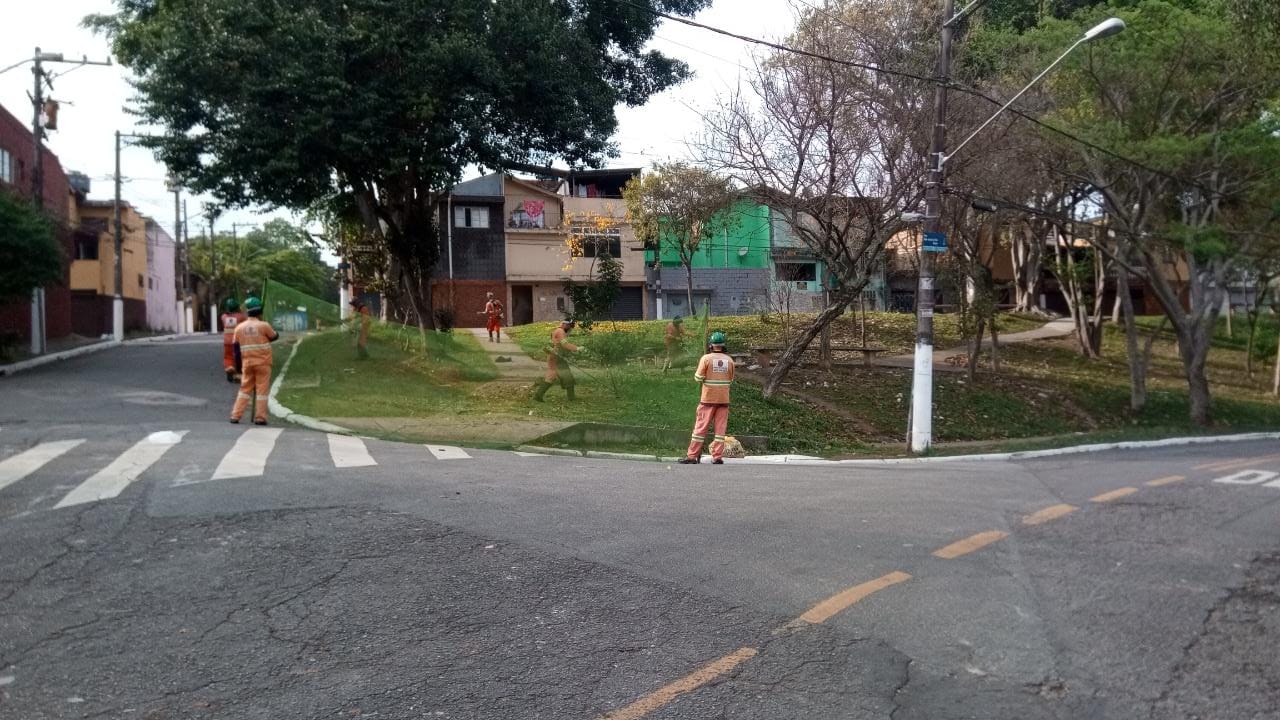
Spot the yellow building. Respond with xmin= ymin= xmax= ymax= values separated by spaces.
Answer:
xmin=71 ymin=200 xmax=149 ymax=332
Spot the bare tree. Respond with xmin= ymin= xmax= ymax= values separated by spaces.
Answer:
xmin=697 ymin=0 xmax=930 ymax=399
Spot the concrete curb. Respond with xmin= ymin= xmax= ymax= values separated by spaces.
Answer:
xmin=515 ymin=445 xmax=584 ymax=458
xmin=0 ymin=339 xmax=120 ymax=377
xmin=268 ymin=334 xmax=355 ymax=435
xmin=1 ymin=332 xmax=211 ymax=377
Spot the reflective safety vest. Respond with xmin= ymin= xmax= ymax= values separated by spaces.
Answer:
xmin=694 ymin=352 xmax=735 ymax=405
xmin=221 ymin=312 xmax=246 ymax=345
xmin=233 ymin=318 xmax=279 ymax=366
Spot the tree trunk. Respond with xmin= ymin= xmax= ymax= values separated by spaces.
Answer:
xmin=1117 ymin=269 xmax=1148 ymax=413
xmin=990 ymin=318 xmax=1000 ymax=373
xmin=685 ymin=263 xmax=695 ymax=319
xmin=967 ymin=318 xmax=984 ymax=383
xmin=1273 ymin=324 xmax=1280 ymax=396
xmin=1176 ymin=325 xmax=1213 ymax=426
xmin=1246 ymin=309 xmax=1259 ymax=378
xmin=762 ymin=291 xmax=853 ymax=399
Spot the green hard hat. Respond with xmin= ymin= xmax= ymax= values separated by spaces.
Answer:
xmin=709 ymin=331 xmax=726 ymax=345
xmin=224 ymin=297 xmax=240 ymax=313
xmin=243 ymin=296 xmax=263 ymax=312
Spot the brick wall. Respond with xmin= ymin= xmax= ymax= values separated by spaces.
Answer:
xmin=0 ymin=102 xmax=76 ymax=342
xmin=430 ymin=279 xmax=507 ymax=328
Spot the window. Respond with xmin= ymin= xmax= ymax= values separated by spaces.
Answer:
xmin=138 ymin=273 xmax=145 ymax=289
xmin=571 ymin=227 xmax=622 ymax=258
xmin=775 ymin=262 xmax=817 ymax=282
xmin=74 ymin=234 xmax=98 ymax=260
xmin=453 ymin=206 xmax=489 ymax=229
xmin=0 ymin=149 xmax=12 ymax=184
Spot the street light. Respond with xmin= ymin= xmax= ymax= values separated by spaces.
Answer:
xmin=907 ymin=9 xmax=1125 ymax=455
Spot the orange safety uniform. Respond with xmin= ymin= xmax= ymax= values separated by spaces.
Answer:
xmin=485 ymin=299 xmax=505 ymax=335
xmin=356 ymin=305 xmax=371 ymax=348
xmin=220 ymin=311 xmax=246 ymax=372
xmin=230 ymin=317 xmax=279 ymax=424
xmin=687 ymin=350 xmax=735 ymax=461
xmin=545 ymin=326 xmax=579 ymax=384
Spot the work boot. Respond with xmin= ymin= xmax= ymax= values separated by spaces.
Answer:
xmin=229 ymin=418 xmax=240 ymax=424
xmin=712 ymin=459 xmax=724 ymax=465
xmin=253 ymin=419 xmax=268 ymax=426
xmin=226 ymin=370 xmax=236 ymax=383
xmin=678 ymin=457 xmax=700 ymax=465
xmin=532 ymin=382 xmax=549 ymax=402
xmin=565 ymin=386 xmax=576 ymax=402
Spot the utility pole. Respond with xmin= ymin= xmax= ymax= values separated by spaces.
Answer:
xmin=112 ymin=131 xmax=125 ymax=341
xmin=24 ymin=48 xmax=111 ymax=354
xmin=208 ymin=210 xmax=218 ymax=334
xmin=908 ymin=0 xmax=956 ymax=454
xmin=168 ymin=177 xmax=185 ymax=333
xmin=182 ymin=199 xmax=193 ymax=332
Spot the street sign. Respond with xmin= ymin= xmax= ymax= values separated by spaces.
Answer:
xmin=922 ymin=231 xmax=947 ymax=253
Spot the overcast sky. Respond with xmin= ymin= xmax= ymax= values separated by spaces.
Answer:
xmin=0 ymin=1 xmax=798 ymax=240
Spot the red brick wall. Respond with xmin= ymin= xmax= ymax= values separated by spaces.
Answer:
xmin=430 ymin=279 xmax=507 ymax=328
xmin=0 ymin=102 xmax=75 ymax=342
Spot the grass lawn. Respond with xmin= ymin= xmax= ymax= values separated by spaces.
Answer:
xmin=506 ymin=311 xmax=1044 ymax=359
xmin=276 ymin=324 xmax=497 ymax=418
xmin=277 ymin=311 xmax=1280 ymax=456
xmin=800 ymin=315 xmax=1280 ymax=446
xmin=275 ymin=322 xmax=866 ymax=455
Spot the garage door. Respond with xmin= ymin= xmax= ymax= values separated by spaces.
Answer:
xmin=607 ymin=286 xmax=644 ymax=321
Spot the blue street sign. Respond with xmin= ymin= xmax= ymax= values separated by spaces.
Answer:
xmin=923 ymin=231 xmax=947 ymax=253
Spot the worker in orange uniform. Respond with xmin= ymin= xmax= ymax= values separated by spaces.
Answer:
xmin=348 ymin=298 xmax=372 ymax=359
xmin=532 ymin=319 xmax=579 ymax=402
xmin=662 ymin=315 xmax=685 ymax=372
xmin=680 ymin=331 xmax=735 ymax=465
xmin=219 ymin=297 xmax=246 ymax=382
xmin=230 ymin=296 xmax=279 ymax=425
xmin=479 ymin=292 xmax=505 ymax=343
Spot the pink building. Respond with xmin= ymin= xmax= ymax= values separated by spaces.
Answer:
xmin=145 ymin=219 xmax=179 ymax=333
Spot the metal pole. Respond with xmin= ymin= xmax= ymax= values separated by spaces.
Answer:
xmin=112 ymin=131 xmax=125 ymax=341
xmin=183 ymin=199 xmax=193 ymax=333
xmin=908 ymin=0 xmax=955 ymax=454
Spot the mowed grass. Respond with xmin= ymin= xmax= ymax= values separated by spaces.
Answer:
xmin=277 ymin=324 xmax=497 ymax=418
xmin=506 ymin=311 xmax=1044 ymax=359
xmin=276 ymin=321 xmax=866 ymax=454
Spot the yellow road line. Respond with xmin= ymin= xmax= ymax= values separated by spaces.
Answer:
xmin=1091 ymin=487 xmax=1138 ymax=503
xmin=1145 ymin=475 xmax=1186 ymax=487
xmin=1194 ymin=454 xmax=1280 ymax=472
xmin=795 ymin=571 xmax=912 ymax=625
xmin=1021 ymin=504 xmax=1078 ymax=526
xmin=932 ymin=531 xmax=1009 ymax=560
xmin=597 ymin=647 xmax=758 ymax=720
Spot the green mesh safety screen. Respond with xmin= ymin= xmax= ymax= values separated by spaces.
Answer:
xmin=261 ymin=278 xmax=341 ymax=333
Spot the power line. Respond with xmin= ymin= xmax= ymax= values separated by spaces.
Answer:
xmin=623 ymin=0 xmax=1217 ymax=197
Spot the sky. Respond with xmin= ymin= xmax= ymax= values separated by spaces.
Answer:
xmin=0 ymin=0 xmax=799 ymax=241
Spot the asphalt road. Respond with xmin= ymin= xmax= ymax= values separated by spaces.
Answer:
xmin=1 ymin=336 xmax=1277 ymax=719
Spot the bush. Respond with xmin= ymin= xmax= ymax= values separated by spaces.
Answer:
xmin=0 ymin=190 xmax=62 ymax=304
xmin=0 ymin=331 xmax=20 ymax=363
xmin=433 ymin=307 xmax=456 ymax=333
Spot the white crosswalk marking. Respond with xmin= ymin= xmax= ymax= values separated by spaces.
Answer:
xmin=54 ymin=431 xmax=187 ymax=509
xmin=0 ymin=440 xmax=86 ymax=492
xmin=328 ymin=434 xmax=377 ymax=468
xmin=426 ymin=445 xmax=471 ymax=460
xmin=212 ymin=428 xmax=283 ymax=480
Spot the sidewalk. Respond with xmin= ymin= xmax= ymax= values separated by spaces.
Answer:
xmin=464 ymin=327 xmax=546 ymax=383
xmin=874 ymin=317 xmax=1075 ymax=370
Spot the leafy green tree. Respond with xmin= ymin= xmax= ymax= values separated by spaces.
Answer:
xmin=89 ymin=0 xmax=710 ymax=337
xmin=1002 ymin=0 xmax=1280 ymax=425
xmin=0 ymin=190 xmax=61 ymax=304
xmin=623 ymin=163 xmax=735 ymax=313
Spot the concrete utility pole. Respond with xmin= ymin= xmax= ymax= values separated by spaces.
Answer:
xmin=182 ymin=199 xmax=193 ymax=332
xmin=112 ymin=131 xmax=125 ymax=341
xmin=25 ymin=49 xmax=111 ymax=353
xmin=908 ymin=0 xmax=956 ymax=454
xmin=208 ymin=211 xmax=218 ymax=334
xmin=168 ymin=178 xmax=187 ymax=333
xmin=906 ymin=3 xmax=1123 ymax=453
